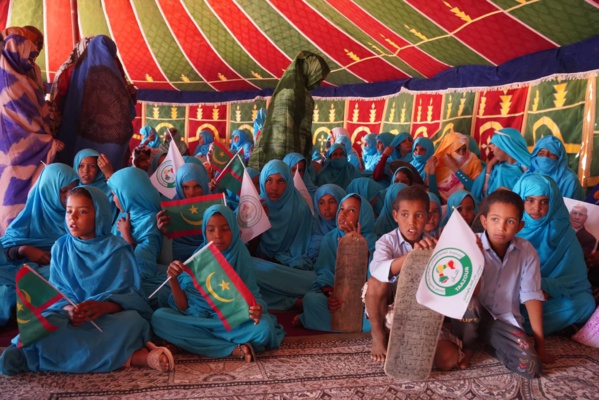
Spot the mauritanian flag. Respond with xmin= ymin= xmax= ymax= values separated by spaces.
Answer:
xmin=183 ymin=243 xmax=256 ymax=330
xmin=237 ymin=169 xmax=271 ymax=243
xmin=160 ymin=193 xmax=226 ymax=239
xmin=150 ymin=139 xmax=185 ymax=199
xmin=415 ymin=211 xmax=484 ymax=319
xmin=210 ymin=140 xmax=234 ymax=172
xmin=16 ymin=265 xmax=64 ymax=348
xmin=293 ymin=170 xmax=314 ymax=215
xmin=215 ymin=154 xmax=245 ymax=195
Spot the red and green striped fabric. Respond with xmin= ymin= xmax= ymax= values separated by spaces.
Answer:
xmin=160 ymin=194 xmax=225 ymax=239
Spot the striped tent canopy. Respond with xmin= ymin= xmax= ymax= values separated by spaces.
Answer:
xmin=2 ymin=0 xmax=599 ymax=93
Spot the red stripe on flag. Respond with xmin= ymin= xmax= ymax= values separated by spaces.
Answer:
xmin=16 ymin=287 xmax=59 ymax=332
xmin=44 ymin=0 xmax=75 ymax=82
xmin=183 ymin=265 xmax=232 ymax=331
xmin=160 ymin=193 xmax=225 ymax=208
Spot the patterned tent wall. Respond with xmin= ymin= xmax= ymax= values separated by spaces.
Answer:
xmin=132 ymin=73 xmax=598 ymax=187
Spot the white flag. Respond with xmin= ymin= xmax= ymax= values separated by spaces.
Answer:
xmin=293 ymin=170 xmax=314 ymax=215
xmin=237 ymin=169 xmax=271 ymax=243
xmin=150 ymin=138 xmax=185 ymax=199
xmin=415 ymin=211 xmax=484 ymax=319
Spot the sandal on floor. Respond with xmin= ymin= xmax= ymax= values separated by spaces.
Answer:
xmin=146 ymin=342 xmax=175 ymax=372
xmin=236 ymin=343 xmax=257 ymax=363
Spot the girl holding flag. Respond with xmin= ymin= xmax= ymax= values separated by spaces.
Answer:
xmin=151 ymin=205 xmax=284 ymax=362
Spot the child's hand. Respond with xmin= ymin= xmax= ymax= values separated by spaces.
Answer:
xmin=64 ymin=304 xmax=84 ymax=326
xmin=414 ymin=235 xmax=437 ymax=251
xmin=443 ymin=154 xmax=459 ymax=172
xmin=424 ymin=156 xmax=437 ymax=176
xmin=208 ymin=179 xmax=217 ymax=191
xmin=486 ymin=156 xmax=499 ymax=173
xmin=327 ymin=294 xmax=343 ymax=312
xmin=20 ymin=245 xmax=51 ymax=265
xmin=117 ymin=212 xmax=132 ymax=240
xmin=382 ymin=146 xmax=394 ymax=157
xmin=97 ymin=153 xmax=114 ymax=180
xmin=156 ymin=210 xmax=170 ymax=235
xmin=249 ymin=304 xmax=262 ymax=325
xmin=167 ymin=261 xmax=185 ymax=278
xmin=339 ymin=220 xmax=361 ymax=235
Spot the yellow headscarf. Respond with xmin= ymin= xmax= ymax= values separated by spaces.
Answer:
xmin=434 ymin=131 xmax=482 ymax=183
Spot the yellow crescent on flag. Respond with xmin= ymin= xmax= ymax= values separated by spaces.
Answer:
xmin=16 ymin=289 xmax=32 ymax=324
xmin=180 ymin=212 xmax=203 ymax=226
xmin=206 ymin=272 xmax=234 ymax=303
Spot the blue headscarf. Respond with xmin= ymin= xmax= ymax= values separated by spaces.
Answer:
xmin=373 ymin=183 xmax=407 ymax=237
xmin=283 ymin=152 xmax=318 ymax=197
xmin=513 ymin=174 xmax=591 ymax=298
xmin=140 ymin=126 xmax=160 ymax=148
xmin=389 ymin=132 xmax=413 ymax=162
xmin=362 ymin=133 xmax=379 ymax=171
xmin=174 ymin=163 xmax=211 ymax=200
xmin=315 ymin=144 xmax=361 ymax=189
xmin=491 ymin=128 xmax=531 ymax=168
xmin=1 ymin=164 xmax=78 ymax=249
xmin=107 ymin=167 xmax=162 ymax=279
xmin=312 ymin=148 xmax=324 ymax=163
xmin=410 ymin=137 xmax=434 ymax=180
xmin=182 ymin=156 xmax=203 ymax=166
xmin=308 ymin=184 xmax=346 ymax=260
xmin=526 ymin=135 xmax=584 ymax=200
xmin=231 ymin=129 xmax=253 ymax=161
xmin=427 ymin=192 xmax=442 ymax=237
xmin=49 ymin=185 xmax=151 ymax=318
xmin=258 ymin=160 xmax=313 ymax=268
xmin=253 ymin=108 xmax=267 ymax=142
xmin=441 ymin=190 xmax=477 ymax=227
xmin=346 ymin=178 xmax=384 ymax=217
xmin=313 ymin=194 xmax=378 ymax=289
xmin=335 ymin=136 xmax=361 ymax=168
xmin=73 ymin=148 xmax=112 ymax=198
xmin=193 ymin=130 xmax=214 ymax=157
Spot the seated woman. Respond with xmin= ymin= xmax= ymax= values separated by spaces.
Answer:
xmin=160 ymin=128 xmax=189 ymax=156
xmin=296 ymin=194 xmax=378 ymax=332
xmin=390 ymin=163 xmax=424 ymax=187
xmin=283 ymin=152 xmax=318 ymax=198
xmin=139 ymin=126 xmax=161 ymax=149
xmin=157 ymin=163 xmax=211 ymax=262
xmin=513 ymin=174 xmax=594 ymax=335
xmin=308 ymin=184 xmax=346 ymax=261
xmin=346 ymin=178 xmax=384 ymax=218
xmin=315 ymin=144 xmax=361 ymax=190
xmin=193 ymin=130 xmax=214 ymax=164
xmin=0 ymin=186 xmax=172 ymax=375
xmin=0 ymin=164 xmax=78 ymax=325
xmin=440 ymin=190 xmax=477 ymax=229
xmin=335 ymin=135 xmax=361 ymax=169
xmin=361 ymin=133 xmax=379 ymax=172
xmin=374 ymin=183 xmax=407 ymax=237
xmin=230 ymin=129 xmax=253 ymax=163
xmin=471 ymin=128 xmax=530 ymax=202
xmin=73 ymin=148 xmax=117 ymax=218
xmin=388 ymin=132 xmax=413 ymax=163
xmin=410 ymin=137 xmax=435 ymax=181
xmin=151 ymin=205 xmax=284 ymax=362
xmin=372 ymin=133 xmax=413 ymax=185
xmin=432 ymin=131 xmax=483 ymax=202
xmin=107 ymin=167 xmax=169 ymax=308
xmin=525 ymin=135 xmax=585 ymax=200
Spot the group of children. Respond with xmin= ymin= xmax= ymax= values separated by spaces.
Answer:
xmin=0 ymin=125 xmax=596 ymax=381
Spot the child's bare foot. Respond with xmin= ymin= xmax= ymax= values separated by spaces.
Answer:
xmin=370 ymin=332 xmax=387 ymax=362
xmin=231 ymin=343 xmax=255 ymax=363
xmin=130 ymin=344 xmax=174 ymax=372
xmin=458 ymin=349 xmax=474 ymax=369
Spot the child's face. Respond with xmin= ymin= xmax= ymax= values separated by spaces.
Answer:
xmin=264 ymin=173 xmax=287 ymax=201
xmin=337 ymin=196 xmax=360 ymax=233
xmin=330 ymin=148 xmax=345 ymax=159
xmin=489 ymin=143 xmax=508 ymax=162
xmin=537 ymin=148 xmax=558 ymax=160
xmin=376 ymin=140 xmax=384 ymax=152
xmin=66 ymin=194 xmax=96 ymax=240
xmin=60 ymin=181 xmax=78 ymax=208
xmin=392 ymin=199 xmax=428 ymax=244
xmin=112 ymin=190 xmax=124 ymax=212
xmin=291 ymin=160 xmax=306 ymax=178
xmin=457 ymin=195 xmax=476 ymax=225
xmin=318 ymin=194 xmax=338 ymax=221
xmin=413 ymin=144 xmax=427 ymax=157
xmin=425 ymin=201 xmax=440 ymax=233
xmin=524 ymin=195 xmax=549 ymax=220
xmin=182 ymin=179 xmax=203 ymax=199
xmin=78 ymin=156 xmax=99 ymax=184
xmin=394 ymin=170 xmax=411 ymax=185
xmin=205 ymin=213 xmax=233 ymax=252
xmin=399 ymin=137 xmax=413 ymax=154
xmin=480 ymin=203 xmax=523 ymax=248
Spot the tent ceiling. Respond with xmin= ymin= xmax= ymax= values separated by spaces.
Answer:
xmin=2 ymin=0 xmax=599 ymax=92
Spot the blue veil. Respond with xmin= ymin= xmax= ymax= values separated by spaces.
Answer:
xmin=410 ymin=137 xmax=434 ymax=180
xmin=374 ymin=183 xmax=407 ymax=237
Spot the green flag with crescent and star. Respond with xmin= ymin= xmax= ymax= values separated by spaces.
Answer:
xmin=16 ymin=265 xmax=64 ymax=348
xmin=210 ymin=140 xmax=234 ymax=172
xmin=215 ymin=154 xmax=245 ymax=195
xmin=160 ymin=194 xmax=226 ymax=239
xmin=183 ymin=243 xmax=256 ymax=331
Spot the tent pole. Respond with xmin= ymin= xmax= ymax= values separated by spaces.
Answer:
xmin=70 ymin=0 xmax=80 ymax=47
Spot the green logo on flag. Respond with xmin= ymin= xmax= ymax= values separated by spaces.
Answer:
xmin=237 ymin=195 xmax=263 ymax=228
xmin=156 ymin=160 xmax=176 ymax=189
xmin=425 ymin=248 xmax=472 ymax=297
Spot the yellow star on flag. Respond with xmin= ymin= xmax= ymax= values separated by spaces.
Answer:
xmin=219 ymin=280 xmax=231 ymax=291
xmin=16 ymin=301 xmax=23 ymax=312
xmin=189 ymin=205 xmax=199 ymax=214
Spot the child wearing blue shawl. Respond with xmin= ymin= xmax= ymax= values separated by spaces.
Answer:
xmin=73 ymin=148 xmax=117 ymax=219
xmin=335 ymin=135 xmax=361 ymax=169
xmin=440 ymin=190 xmax=477 ymax=228
xmin=308 ymin=184 xmax=346 ymax=260
xmin=374 ymin=183 xmax=407 ymax=237
xmin=139 ymin=126 xmax=161 ymax=149
xmin=296 ymin=194 xmax=378 ymax=332
xmin=426 ymin=192 xmax=442 ymax=238
xmin=410 ymin=137 xmax=434 ymax=181
xmin=525 ymin=135 xmax=584 ymax=200
xmin=315 ymin=144 xmax=361 ymax=189
xmin=513 ymin=174 xmax=594 ymax=335
xmin=346 ymin=178 xmax=384 ymax=217
xmin=388 ymin=132 xmax=413 ymax=163
xmin=151 ymin=205 xmax=284 ymax=362
xmin=471 ymin=128 xmax=530 ymax=202
xmin=157 ymin=163 xmax=211 ymax=262
xmin=283 ymin=152 xmax=318 ymax=198
xmin=230 ymin=129 xmax=253 ymax=162
xmin=193 ymin=130 xmax=214 ymax=160
xmin=107 ymin=167 xmax=169 ymax=307
xmin=0 ymin=163 xmax=78 ymax=325
xmin=0 ymin=186 xmax=173 ymax=375
xmin=372 ymin=133 xmax=413 ymax=186
xmin=362 ymin=133 xmax=379 ymax=171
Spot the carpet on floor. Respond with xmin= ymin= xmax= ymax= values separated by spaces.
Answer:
xmin=1 ymin=335 xmax=598 ymax=399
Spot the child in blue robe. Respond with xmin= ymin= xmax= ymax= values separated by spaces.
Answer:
xmin=335 ymin=135 xmax=361 ymax=169
xmin=230 ymin=129 xmax=253 ymax=162
xmin=374 ymin=183 xmax=407 ymax=237
xmin=388 ymin=132 xmax=413 ymax=163
xmin=410 ymin=137 xmax=434 ymax=181
xmin=297 ymin=194 xmax=378 ymax=332
xmin=107 ymin=167 xmax=169 ymax=307
xmin=0 ymin=186 xmax=173 ymax=375
xmin=283 ymin=152 xmax=318 ymax=198
xmin=73 ymin=148 xmax=118 ymax=219
xmin=514 ymin=174 xmax=594 ymax=334
xmin=0 ymin=163 xmax=78 ymax=325
xmin=193 ymin=130 xmax=214 ymax=162
xmin=362 ymin=133 xmax=379 ymax=171
xmin=151 ymin=205 xmax=284 ymax=362
xmin=346 ymin=178 xmax=384 ymax=218
xmin=315 ymin=144 xmax=362 ymax=189
xmin=307 ymin=184 xmax=346 ymax=261
xmin=440 ymin=190 xmax=477 ymax=228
